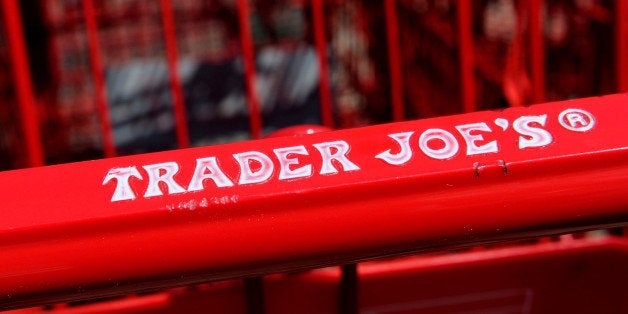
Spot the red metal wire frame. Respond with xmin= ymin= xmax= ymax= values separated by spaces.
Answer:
xmin=161 ymin=0 xmax=190 ymax=148
xmin=456 ymin=0 xmax=476 ymax=113
xmin=1 ymin=94 xmax=626 ymax=309
xmin=384 ymin=0 xmax=404 ymax=122
xmin=237 ymin=0 xmax=263 ymax=139
xmin=312 ymin=0 xmax=334 ymax=128
xmin=528 ymin=0 xmax=545 ymax=103
xmin=0 ymin=0 xmax=44 ymax=167
xmin=83 ymin=0 xmax=116 ymax=158
xmin=618 ymin=0 xmax=628 ymax=92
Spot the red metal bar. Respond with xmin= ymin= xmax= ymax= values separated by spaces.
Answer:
xmin=83 ymin=0 xmax=116 ymax=158
xmin=312 ymin=0 xmax=335 ymax=128
xmin=456 ymin=0 xmax=476 ymax=113
xmin=1 ymin=0 xmax=44 ymax=167
xmin=618 ymin=0 xmax=628 ymax=92
xmin=10 ymin=236 xmax=628 ymax=313
xmin=529 ymin=0 xmax=546 ymax=103
xmin=237 ymin=0 xmax=263 ymax=139
xmin=359 ymin=237 xmax=628 ymax=313
xmin=160 ymin=0 xmax=190 ymax=148
xmin=0 ymin=94 xmax=626 ymax=309
xmin=384 ymin=0 xmax=404 ymax=122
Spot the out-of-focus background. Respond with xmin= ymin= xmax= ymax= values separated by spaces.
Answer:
xmin=0 ymin=0 xmax=623 ymax=169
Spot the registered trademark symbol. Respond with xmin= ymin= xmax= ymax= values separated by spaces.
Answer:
xmin=558 ymin=108 xmax=595 ymax=132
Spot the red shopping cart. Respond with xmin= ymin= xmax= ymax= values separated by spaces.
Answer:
xmin=0 ymin=0 xmax=626 ymax=313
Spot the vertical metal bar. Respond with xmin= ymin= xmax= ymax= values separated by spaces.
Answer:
xmin=84 ymin=0 xmax=116 ymax=157
xmin=312 ymin=0 xmax=334 ymax=128
xmin=456 ymin=0 xmax=476 ymax=113
xmin=237 ymin=0 xmax=263 ymax=139
xmin=1 ymin=0 xmax=44 ymax=167
xmin=244 ymin=277 xmax=265 ymax=314
xmin=617 ymin=0 xmax=628 ymax=92
xmin=161 ymin=0 xmax=190 ymax=147
xmin=529 ymin=0 xmax=545 ymax=103
xmin=339 ymin=264 xmax=358 ymax=314
xmin=384 ymin=0 xmax=404 ymax=121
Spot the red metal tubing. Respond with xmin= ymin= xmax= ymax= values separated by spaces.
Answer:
xmin=456 ymin=0 xmax=476 ymax=113
xmin=161 ymin=0 xmax=190 ymax=148
xmin=384 ymin=0 xmax=404 ymax=122
xmin=0 ymin=94 xmax=626 ymax=309
xmin=237 ymin=0 xmax=263 ymax=139
xmin=83 ymin=0 xmax=116 ymax=158
xmin=358 ymin=237 xmax=628 ymax=313
xmin=529 ymin=0 xmax=546 ymax=103
xmin=0 ymin=0 xmax=44 ymax=167
xmin=617 ymin=0 xmax=628 ymax=92
xmin=312 ymin=0 xmax=335 ymax=128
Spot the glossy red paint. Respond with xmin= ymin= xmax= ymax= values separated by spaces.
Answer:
xmin=7 ymin=234 xmax=628 ymax=313
xmin=358 ymin=235 xmax=628 ymax=314
xmin=0 ymin=94 xmax=627 ymax=309
xmin=265 ymin=125 xmax=333 ymax=138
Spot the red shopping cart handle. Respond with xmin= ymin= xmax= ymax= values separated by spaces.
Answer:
xmin=1 ymin=94 xmax=627 ymax=309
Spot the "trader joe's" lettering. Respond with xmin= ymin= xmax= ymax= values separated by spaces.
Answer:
xmin=103 ymin=108 xmax=595 ymax=202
